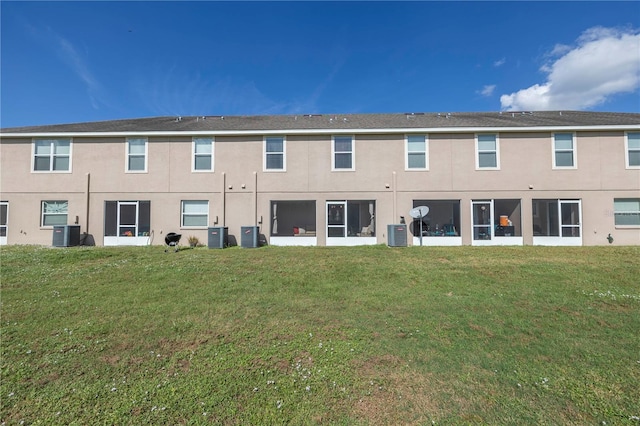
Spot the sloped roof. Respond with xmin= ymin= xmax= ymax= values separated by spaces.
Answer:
xmin=2 ymin=111 xmax=640 ymax=135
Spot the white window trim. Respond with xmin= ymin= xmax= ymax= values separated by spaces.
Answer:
xmin=31 ymin=138 xmax=73 ymax=173
xmin=405 ymin=134 xmax=429 ymax=171
xmin=625 ymin=132 xmax=640 ymax=169
xmin=126 ymin=137 xmax=148 ymax=173
xmin=181 ymin=200 xmax=209 ymax=228
xmin=332 ymin=135 xmax=355 ymax=171
xmin=475 ymin=134 xmax=500 ymax=170
xmin=192 ymin=137 xmax=215 ymax=172
xmin=263 ymin=136 xmax=286 ymax=172
xmin=41 ymin=200 xmax=69 ymax=228
xmin=552 ymin=133 xmax=577 ymax=169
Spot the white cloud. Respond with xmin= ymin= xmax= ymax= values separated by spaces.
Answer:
xmin=478 ymin=84 xmax=496 ymax=97
xmin=501 ymin=26 xmax=640 ymax=111
xmin=54 ymin=35 xmax=104 ymax=109
xmin=26 ymin=23 xmax=108 ymax=110
xmin=494 ymin=58 xmax=506 ymax=67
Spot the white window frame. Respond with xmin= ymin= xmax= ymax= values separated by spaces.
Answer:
xmin=126 ymin=137 xmax=148 ymax=173
xmin=405 ymin=134 xmax=429 ymax=170
xmin=475 ymin=134 xmax=500 ymax=170
xmin=625 ymin=132 xmax=640 ymax=169
xmin=613 ymin=198 xmax=640 ymax=228
xmin=552 ymin=133 xmax=577 ymax=169
xmin=332 ymin=135 xmax=355 ymax=171
xmin=181 ymin=200 xmax=209 ymax=228
xmin=192 ymin=137 xmax=214 ymax=172
xmin=264 ymin=136 xmax=286 ymax=172
xmin=31 ymin=138 xmax=72 ymax=173
xmin=41 ymin=200 xmax=69 ymax=228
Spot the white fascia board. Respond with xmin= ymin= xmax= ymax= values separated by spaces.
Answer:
xmin=2 ymin=124 xmax=640 ymax=138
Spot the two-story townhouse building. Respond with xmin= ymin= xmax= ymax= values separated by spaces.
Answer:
xmin=1 ymin=111 xmax=639 ymax=247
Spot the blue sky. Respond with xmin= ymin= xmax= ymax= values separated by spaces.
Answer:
xmin=1 ymin=1 xmax=639 ymax=127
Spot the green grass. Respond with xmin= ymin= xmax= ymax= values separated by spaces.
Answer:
xmin=1 ymin=245 xmax=639 ymax=425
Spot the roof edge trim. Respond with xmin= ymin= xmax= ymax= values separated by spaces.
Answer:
xmin=2 ymin=124 xmax=640 ymax=138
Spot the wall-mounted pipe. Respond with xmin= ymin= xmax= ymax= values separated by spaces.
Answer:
xmin=222 ymin=172 xmax=227 ymax=226
xmin=392 ymin=171 xmax=397 ymax=222
xmin=85 ymin=173 xmax=91 ymax=235
xmin=253 ymin=171 xmax=258 ymax=226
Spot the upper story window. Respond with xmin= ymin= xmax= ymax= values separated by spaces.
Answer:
xmin=193 ymin=137 xmax=214 ymax=172
xmin=33 ymin=138 xmax=71 ymax=172
xmin=332 ymin=135 xmax=354 ymax=171
xmin=476 ymin=134 xmax=499 ymax=169
xmin=126 ymin=137 xmax=147 ymax=172
xmin=553 ymin=133 xmax=576 ymax=169
xmin=406 ymin=135 xmax=428 ymax=170
xmin=41 ymin=200 xmax=68 ymax=227
xmin=626 ymin=132 xmax=640 ymax=169
xmin=181 ymin=200 xmax=209 ymax=227
xmin=264 ymin=136 xmax=285 ymax=171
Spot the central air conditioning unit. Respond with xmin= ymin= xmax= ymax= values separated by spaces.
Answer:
xmin=207 ymin=226 xmax=228 ymax=249
xmin=52 ymin=225 xmax=81 ymax=247
xmin=240 ymin=226 xmax=260 ymax=248
xmin=387 ymin=224 xmax=407 ymax=247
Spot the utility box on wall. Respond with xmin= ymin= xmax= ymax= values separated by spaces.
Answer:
xmin=52 ymin=225 xmax=81 ymax=247
xmin=207 ymin=227 xmax=228 ymax=249
xmin=387 ymin=224 xmax=407 ymax=247
xmin=240 ymin=226 xmax=259 ymax=248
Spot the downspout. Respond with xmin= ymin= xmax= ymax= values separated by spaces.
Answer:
xmin=253 ymin=171 xmax=258 ymax=227
xmin=222 ymin=172 xmax=226 ymax=226
xmin=85 ymin=172 xmax=91 ymax=235
xmin=392 ymin=171 xmax=397 ymax=222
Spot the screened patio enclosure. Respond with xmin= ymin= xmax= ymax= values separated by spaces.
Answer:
xmin=410 ymin=200 xmax=462 ymax=246
xmin=326 ymin=200 xmax=376 ymax=246
xmin=471 ymin=199 xmax=523 ymax=246
xmin=532 ymin=199 xmax=582 ymax=246
xmin=269 ymin=200 xmax=317 ymax=246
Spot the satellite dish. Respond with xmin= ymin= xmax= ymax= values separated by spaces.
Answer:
xmin=409 ymin=205 xmax=429 ymax=219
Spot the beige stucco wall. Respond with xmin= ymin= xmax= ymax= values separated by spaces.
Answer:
xmin=1 ymin=130 xmax=639 ymax=246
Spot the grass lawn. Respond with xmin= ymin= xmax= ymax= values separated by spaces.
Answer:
xmin=1 ymin=245 xmax=639 ymax=425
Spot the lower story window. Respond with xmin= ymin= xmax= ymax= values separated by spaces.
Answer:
xmin=327 ymin=200 xmax=375 ymax=237
xmin=104 ymin=201 xmax=150 ymax=237
xmin=181 ymin=200 xmax=209 ymax=227
xmin=41 ymin=200 xmax=68 ymax=227
xmin=271 ymin=200 xmax=316 ymax=236
xmin=411 ymin=200 xmax=460 ymax=237
xmin=614 ymin=198 xmax=640 ymax=227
